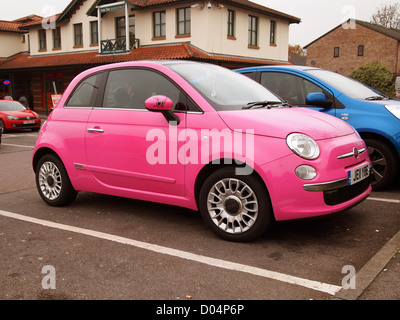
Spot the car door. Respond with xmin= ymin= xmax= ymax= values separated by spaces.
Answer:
xmin=84 ymin=67 xmax=187 ymax=197
xmin=259 ymin=71 xmax=337 ymax=118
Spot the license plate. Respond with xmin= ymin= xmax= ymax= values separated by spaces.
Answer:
xmin=348 ymin=164 xmax=369 ymax=186
xmin=23 ymin=120 xmax=35 ymax=124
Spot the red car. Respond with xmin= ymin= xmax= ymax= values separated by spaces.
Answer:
xmin=0 ymin=99 xmax=41 ymax=133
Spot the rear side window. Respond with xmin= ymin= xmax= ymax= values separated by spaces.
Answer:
xmin=102 ymin=68 xmax=182 ymax=110
xmin=66 ymin=73 xmax=101 ymax=107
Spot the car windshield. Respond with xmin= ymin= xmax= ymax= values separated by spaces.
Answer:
xmin=305 ymin=69 xmax=387 ymax=100
xmin=0 ymin=100 xmax=27 ymax=111
xmin=168 ymin=62 xmax=282 ymax=110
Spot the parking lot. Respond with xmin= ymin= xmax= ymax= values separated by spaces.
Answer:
xmin=0 ymin=131 xmax=399 ymax=303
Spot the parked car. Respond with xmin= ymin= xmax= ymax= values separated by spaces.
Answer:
xmin=0 ymin=123 xmax=2 ymax=146
xmin=0 ymin=99 xmax=41 ymax=133
xmin=236 ymin=65 xmax=400 ymax=190
xmin=33 ymin=61 xmax=371 ymax=242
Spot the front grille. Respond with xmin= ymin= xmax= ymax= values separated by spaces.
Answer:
xmin=323 ymin=176 xmax=371 ymax=206
xmin=13 ymin=123 xmax=40 ymax=128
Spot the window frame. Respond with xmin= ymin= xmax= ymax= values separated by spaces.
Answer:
xmin=248 ymin=15 xmax=258 ymax=47
xmin=38 ymin=29 xmax=47 ymax=51
xmin=52 ymin=27 xmax=61 ymax=49
xmin=358 ymin=45 xmax=364 ymax=56
xmin=73 ymin=23 xmax=83 ymax=47
xmin=227 ymin=9 xmax=235 ymax=38
xmin=270 ymin=20 xmax=276 ymax=45
xmin=334 ymin=47 xmax=340 ymax=58
xmin=153 ymin=11 xmax=166 ymax=39
xmin=176 ymin=7 xmax=191 ymax=36
xmin=90 ymin=21 xmax=98 ymax=45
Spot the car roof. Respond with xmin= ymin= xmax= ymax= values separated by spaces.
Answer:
xmin=236 ymin=65 xmax=321 ymax=72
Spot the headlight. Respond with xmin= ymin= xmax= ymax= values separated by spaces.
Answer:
xmin=286 ymin=133 xmax=320 ymax=160
xmin=385 ymin=105 xmax=400 ymax=119
xmin=7 ymin=115 xmax=19 ymax=120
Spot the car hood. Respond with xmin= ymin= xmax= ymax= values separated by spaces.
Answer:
xmin=1 ymin=110 xmax=38 ymax=118
xmin=218 ymin=107 xmax=354 ymax=140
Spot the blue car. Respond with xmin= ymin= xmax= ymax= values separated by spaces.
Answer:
xmin=236 ymin=65 xmax=400 ymax=190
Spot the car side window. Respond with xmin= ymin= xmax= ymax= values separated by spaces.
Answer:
xmin=260 ymin=72 xmax=305 ymax=105
xmin=66 ymin=73 xmax=101 ymax=107
xmin=260 ymin=71 xmax=334 ymax=106
xmin=102 ymin=68 xmax=193 ymax=111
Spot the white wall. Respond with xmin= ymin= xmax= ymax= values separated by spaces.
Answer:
xmin=26 ymin=0 xmax=290 ymax=62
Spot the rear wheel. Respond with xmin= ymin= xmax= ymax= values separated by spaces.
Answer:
xmin=365 ymin=138 xmax=397 ymax=190
xmin=199 ymin=167 xmax=273 ymax=242
xmin=0 ymin=120 xmax=5 ymax=133
xmin=35 ymin=154 xmax=77 ymax=206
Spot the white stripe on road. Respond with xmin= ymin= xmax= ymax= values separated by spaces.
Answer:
xmin=1 ymin=143 xmax=34 ymax=148
xmin=367 ymin=197 xmax=400 ymax=204
xmin=0 ymin=209 xmax=342 ymax=296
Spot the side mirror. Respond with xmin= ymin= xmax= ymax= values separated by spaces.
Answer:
xmin=145 ymin=95 xmax=180 ymax=125
xmin=306 ymin=92 xmax=332 ymax=107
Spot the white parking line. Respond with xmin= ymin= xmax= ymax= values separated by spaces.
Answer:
xmin=1 ymin=143 xmax=34 ymax=148
xmin=0 ymin=209 xmax=342 ymax=296
xmin=367 ymin=197 xmax=400 ymax=204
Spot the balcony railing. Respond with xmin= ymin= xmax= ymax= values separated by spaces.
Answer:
xmin=100 ymin=37 xmax=140 ymax=54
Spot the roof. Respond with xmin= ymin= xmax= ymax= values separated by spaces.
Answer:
xmin=86 ymin=0 xmax=300 ymax=23
xmin=0 ymin=20 xmax=25 ymax=33
xmin=304 ymin=19 xmax=400 ymax=48
xmin=0 ymin=42 xmax=291 ymax=71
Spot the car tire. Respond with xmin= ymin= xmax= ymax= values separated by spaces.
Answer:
xmin=35 ymin=154 xmax=77 ymax=206
xmin=0 ymin=120 xmax=5 ymax=133
xmin=199 ymin=167 xmax=273 ymax=242
xmin=365 ymin=138 xmax=397 ymax=191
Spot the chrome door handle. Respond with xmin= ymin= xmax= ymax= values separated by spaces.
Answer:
xmin=87 ymin=128 xmax=104 ymax=133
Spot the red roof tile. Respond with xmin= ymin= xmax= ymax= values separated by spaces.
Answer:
xmin=0 ymin=43 xmax=290 ymax=70
xmin=0 ymin=20 xmax=24 ymax=33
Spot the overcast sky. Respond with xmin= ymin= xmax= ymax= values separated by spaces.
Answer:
xmin=0 ymin=0 xmax=395 ymax=46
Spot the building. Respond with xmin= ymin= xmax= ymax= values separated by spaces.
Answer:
xmin=0 ymin=0 xmax=300 ymax=112
xmin=305 ymin=19 xmax=400 ymax=76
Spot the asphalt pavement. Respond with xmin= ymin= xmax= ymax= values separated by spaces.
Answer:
xmin=0 ymin=130 xmax=399 ymax=302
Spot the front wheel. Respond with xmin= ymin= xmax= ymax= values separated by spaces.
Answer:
xmin=199 ymin=167 xmax=273 ymax=242
xmin=35 ymin=154 xmax=77 ymax=206
xmin=365 ymin=138 xmax=397 ymax=191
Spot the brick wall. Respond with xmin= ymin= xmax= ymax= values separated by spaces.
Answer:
xmin=306 ymin=23 xmax=400 ymax=76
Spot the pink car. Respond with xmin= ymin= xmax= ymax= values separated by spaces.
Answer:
xmin=33 ymin=61 xmax=372 ymax=242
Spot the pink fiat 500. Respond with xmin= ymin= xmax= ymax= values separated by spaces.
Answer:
xmin=33 ymin=61 xmax=372 ymax=241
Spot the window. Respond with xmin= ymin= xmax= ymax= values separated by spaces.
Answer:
xmin=153 ymin=11 xmax=166 ymax=38
xmin=334 ymin=47 xmax=340 ymax=57
xmin=66 ymin=73 xmax=101 ymax=107
xmin=53 ymin=27 xmax=61 ymax=49
xmin=260 ymin=71 xmax=333 ymax=106
xmin=116 ymin=16 xmax=135 ymax=44
xmin=227 ymin=10 xmax=235 ymax=38
xmin=270 ymin=20 xmax=276 ymax=45
xmin=177 ymin=7 xmax=191 ymax=35
xmin=90 ymin=21 xmax=98 ymax=45
xmin=38 ymin=29 xmax=46 ymax=50
xmin=74 ymin=23 xmax=83 ymax=47
xmin=248 ymin=15 xmax=258 ymax=47
xmin=358 ymin=45 xmax=364 ymax=56
xmin=103 ymin=69 xmax=182 ymax=110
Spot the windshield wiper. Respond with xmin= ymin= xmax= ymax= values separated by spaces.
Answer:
xmin=242 ymin=100 xmax=287 ymax=110
xmin=365 ymin=95 xmax=387 ymax=101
